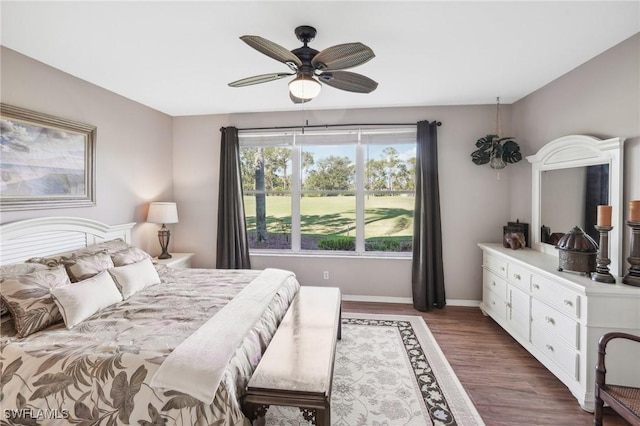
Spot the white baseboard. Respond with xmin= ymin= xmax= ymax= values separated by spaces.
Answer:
xmin=341 ymin=294 xmax=481 ymax=308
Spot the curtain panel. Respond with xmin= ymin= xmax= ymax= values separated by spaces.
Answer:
xmin=216 ymin=126 xmax=251 ymax=269
xmin=411 ymin=120 xmax=445 ymax=311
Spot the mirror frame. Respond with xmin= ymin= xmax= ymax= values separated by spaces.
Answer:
xmin=527 ymin=135 xmax=625 ymax=276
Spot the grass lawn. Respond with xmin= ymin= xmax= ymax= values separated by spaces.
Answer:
xmin=244 ymin=195 xmax=414 ymax=248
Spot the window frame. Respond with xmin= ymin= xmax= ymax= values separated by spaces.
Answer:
xmin=239 ymin=126 xmax=417 ymax=257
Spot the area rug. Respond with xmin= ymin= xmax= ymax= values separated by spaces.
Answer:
xmin=265 ymin=313 xmax=485 ymax=426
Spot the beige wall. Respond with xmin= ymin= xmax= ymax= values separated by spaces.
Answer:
xmin=511 ymin=33 xmax=640 ymax=266
xmin=173 ymin=105 xmax=514 ymax=302
xmin=3 ymin=31 xmax=637 ymax=304
xmin=0 ymin=47 xmax=174 ymax=254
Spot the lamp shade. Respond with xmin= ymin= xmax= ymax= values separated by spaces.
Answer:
xmin=289 ymin=75 xmax=321 ymax=100
xmin=147 ymin=202 xmax=178 ymax=224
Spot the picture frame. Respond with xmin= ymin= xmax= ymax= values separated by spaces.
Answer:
xmin=0 ymin=104 xmax=96 ymax=211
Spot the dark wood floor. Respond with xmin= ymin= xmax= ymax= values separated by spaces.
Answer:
xmin=342 ymin=301 xmax=628 ymax=426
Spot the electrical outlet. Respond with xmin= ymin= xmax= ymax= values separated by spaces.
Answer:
xmin=323 ymin=271 xmax=329 ymax=280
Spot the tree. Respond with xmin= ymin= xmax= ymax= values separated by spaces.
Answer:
xmin=264 ymin=147 xmax=291 ymax=191
xmin=383 ymin=147 xmax=400 ymax=190
xmin=254 ymin=148 xmax=267 ymax=241
xmin=366 ymin=158 xmax=387 ymax=191
xmin=240 ymin=147 xmax=257 ymax=191
xmin=305 ymin=155 xmax=354 ymax=191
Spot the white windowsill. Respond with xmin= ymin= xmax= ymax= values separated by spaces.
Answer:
xmin=249 ymin=251 xmax=412 ymax=260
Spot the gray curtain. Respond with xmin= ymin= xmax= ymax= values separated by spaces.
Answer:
xmin=216 ymin=126 xmax=251 ymax=269
xmin=411 ymin=120 xmax=445 ymax=311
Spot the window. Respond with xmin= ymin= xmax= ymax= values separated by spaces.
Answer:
xmin=239 ymin=126 xmax=416 ymax=255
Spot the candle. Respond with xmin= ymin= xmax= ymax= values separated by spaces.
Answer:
xmin=597 ymin=205 xmax=612 ymax=226
xmin=630 ymin=200 xmax=640 ymax=223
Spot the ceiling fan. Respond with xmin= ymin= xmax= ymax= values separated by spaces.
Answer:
xmin=228 ymin=25 xmax=378 ymax=104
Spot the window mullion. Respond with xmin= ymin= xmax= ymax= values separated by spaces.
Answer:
xmin=355 ymin=130 xmax=365 ymax=253
xmin=291 ymin=136 xmax=301 ymax=252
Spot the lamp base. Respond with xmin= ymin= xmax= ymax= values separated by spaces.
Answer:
xmin=157 ymin=225 xmax=172 ymax=260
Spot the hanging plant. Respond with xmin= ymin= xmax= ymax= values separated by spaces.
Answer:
xmin=471 ymin=97 xmax=522 ymax=169
xmin=471 ymin=134 xmax=522 ymax=169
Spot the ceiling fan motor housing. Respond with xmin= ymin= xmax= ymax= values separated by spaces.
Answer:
xmin=295 ymin=26 xmax=317 ymax=44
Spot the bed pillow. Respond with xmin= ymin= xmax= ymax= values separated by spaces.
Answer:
xmin=0 ymin=263 xmax=50 ymax=277
xmin=0 ymin=263 xmax=50 ymax=317
xmin=108 ymin=258 xmax=160 ymax=299
xmin=64 ymin=251 xmax=115 ymax=282
xmin=51 ymin=271 xmax=123 ymax=328
xmin=0 ymin=266 xmax=71 ymax=337
xmin=26 ymin=238 xmax=132 ymax=268
xmin=71 ymin=238 xmax=132 ymax=258
xmin=111 ymin=246 xmax=152 ymax=267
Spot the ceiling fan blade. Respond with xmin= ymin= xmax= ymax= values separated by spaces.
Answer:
xmin=240 ymin=35 xmax=302 ymax=68
xmin=228 ymin=72 xmax=294 ymax=87
xmin=318 ymin=71 xmax=378 ymax=93
xmin=312 ymin=42 xmax=375 ymax=71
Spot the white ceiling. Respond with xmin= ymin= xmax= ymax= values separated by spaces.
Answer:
xmin=1 ymin=1 xmax=639 ymax=116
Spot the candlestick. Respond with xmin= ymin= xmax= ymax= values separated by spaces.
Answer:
xmin=596 ymin=205 xmax=612 ymax=227
xmin=592 ymin=225 xmax=615 ymax=283
xmin=630 ymin=200 xmax=640 ymax=223
xmin=622 ymin=221 xmax=640 ymax=287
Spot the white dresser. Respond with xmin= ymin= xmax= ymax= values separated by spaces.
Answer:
xmin=479 ymin=243 xmax=640 ymax=412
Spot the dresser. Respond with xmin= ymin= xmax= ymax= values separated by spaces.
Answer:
xmin=479 ymin=243 xmax=640 ymax=412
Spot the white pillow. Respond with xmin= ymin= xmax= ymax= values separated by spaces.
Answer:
xmin=108 ymin=258 xmax=160 ymax=299
xmin=51 ymin=271 xmax=123 ymax=328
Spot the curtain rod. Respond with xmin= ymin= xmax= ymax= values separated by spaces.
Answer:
xmin=236 ymin=121 xmax=442 ymax=132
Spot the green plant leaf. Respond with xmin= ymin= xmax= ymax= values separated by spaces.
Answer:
xmin=475 ymin=135 xmax=496 ymax=150
xmin=471 ymin=149 xmax=490 ymax=165
xmin=502 ymin=140 xmax=522 ymax=163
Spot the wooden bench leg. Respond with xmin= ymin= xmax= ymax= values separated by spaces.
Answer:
xmin=316 ymin=405 xmax=331 ymax=426
xmin=338 ymin=302 xmax=342 ymax=340
xmin=241 ymin=400 xmax=270 ymax=424
xmin=299 ymin=405 xmax=330 ymax=426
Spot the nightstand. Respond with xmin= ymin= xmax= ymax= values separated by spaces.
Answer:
xmin=153 ymin=253 xmax=195 ymax=268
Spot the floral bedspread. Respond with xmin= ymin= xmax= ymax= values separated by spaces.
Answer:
xmin=0 ymin=267 xmax=299 ymax=426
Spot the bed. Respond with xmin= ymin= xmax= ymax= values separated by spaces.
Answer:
xmin=0 ymin=217 xmax=300 ymax=426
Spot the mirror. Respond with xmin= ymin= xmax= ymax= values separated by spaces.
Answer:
xmin=540 ymin=164 xmax=609 ymax=245
xmin=528 ymin=135 xmax=625 ymax=276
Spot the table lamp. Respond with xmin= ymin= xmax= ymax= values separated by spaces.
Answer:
xmin=147 ymin=202 xmax=179 ymax=259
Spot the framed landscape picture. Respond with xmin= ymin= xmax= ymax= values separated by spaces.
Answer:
xmin=0 ymin=104 xmax=96 ymax=211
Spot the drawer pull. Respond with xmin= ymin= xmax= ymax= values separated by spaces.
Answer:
xmin=533 ymin=284 xmax=540 ymax=290
xmin=546 ymin=344 xmax=554 ymax=352
xmin=545 ymin=316 xmax=555 ymax=325
xmin=513 ymin=273 xmax=521 ymax=280
xmin=501 ymin=266 xmax=505 ymax=271
xmin=506 ymin=302 xmax=512 ymax=308
xmin=564 ymin=300 xmax=573 ymax=307
xmin=492 ymin=281 xmax=496 ymax=287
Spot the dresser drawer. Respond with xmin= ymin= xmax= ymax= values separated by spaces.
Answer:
xmin=483 ymin=284 xmax=507 ymax=323
xmin=531 ymin=275 xmax=580 ymax=318
xmin=531 ymin=322 xmax=579 ymax=381
xmin=484 ymin=268 xmax=507 ymax=298
xmin=484 ymin=253 xmax=507 ymax=278
xmin=531 ymin=299 xmax=579 ymax=349
xmin=508 ymin=262 xmax=532 ymax=291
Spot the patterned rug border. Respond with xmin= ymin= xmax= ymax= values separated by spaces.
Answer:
xmin=342 ymin=313 xmax=485 ymax=426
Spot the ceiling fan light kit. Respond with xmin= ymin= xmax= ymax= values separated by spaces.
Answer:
xmin=228 ymin=25 xmax=377 ymax=104
xmin=289 ymin=74 xmax=321 ymax=100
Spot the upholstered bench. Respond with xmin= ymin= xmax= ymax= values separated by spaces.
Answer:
xmin=242 ymin=286 xmax=341 ymax=426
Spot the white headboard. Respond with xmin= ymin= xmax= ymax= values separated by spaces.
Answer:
xmin=0 ymin=217 xmax=136 ymax=265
